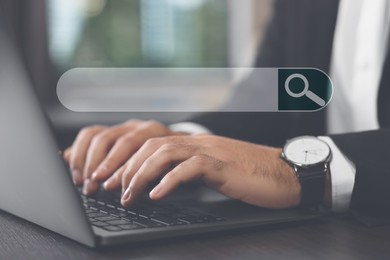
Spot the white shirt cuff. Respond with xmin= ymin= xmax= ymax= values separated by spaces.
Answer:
xmin=169 ymin=122 xmax=212 ymax=135
xmin=318 ymin=136 xmax=356 ymax=212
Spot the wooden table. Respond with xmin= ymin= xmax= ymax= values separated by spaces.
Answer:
xmin=1 ymin=209 xmax=389 ymax=260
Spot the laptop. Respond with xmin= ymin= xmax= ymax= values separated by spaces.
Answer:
xmin=0 ymin=21 xmax=321 ymax=248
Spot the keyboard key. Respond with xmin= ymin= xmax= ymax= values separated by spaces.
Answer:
xmin=151 ymin=216 xmax=187 ymax=226
xmin=87 ymin=201 xmax=103 ymax=208
xmin=134 ymin=218 xmax=167 ymax=228
xmin=137 ymin=208 xmax=156 ymax=217
xmin=204 ymin=216 xmax=225 ymax=222
xmin=118 ymin=224 xmax=144 ymax=230
xmin=121 ymin=215 xmax=142 ymax=222
xmin=171 ymin=213 xmax=189 ymax=219
xmin=116 ymin=212 xmax=131 ymax=218
xmin=126 ymin=210 xmax=137 ymax=215
xmin=87 ymin=212 xmax=106 ymax=218
xmin=152 ymin=218 xmax=188 ymax=226
xmin=102 ymin=225 xmax=122 ymax=232
xmin=106 ymin=219 xmax=131 ymax=226
xmin=99 ymin=210 xmax=109 ymax=214
xmin=177 ymin=216 xmax=200 ymax=224
xmin=92 ymin=221 xmax=109 ymax=227
xmin=166 ymin=221 xmax=187 ymax=226
xmin=95 ymin=216 xmax=120 ymax=222
xmin=80 ymin=190 xmax=226 ymax=229
xmin=102 ymin=207 xmax=119 ymax=215
xmin=195 ymin=216 xmax=220 ymax=222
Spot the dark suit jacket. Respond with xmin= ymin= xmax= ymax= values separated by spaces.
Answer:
xmin=193 ymin=0 xmax=390 ymax=225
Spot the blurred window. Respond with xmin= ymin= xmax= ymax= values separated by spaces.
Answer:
xmin=47 ymin=0 xmax=229 ymax=71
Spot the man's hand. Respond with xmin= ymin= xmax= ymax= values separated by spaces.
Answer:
xmin=63 ymin=120 xmax=184 ymax=195
xmin=103 ymin=135 xmax=301 ymax=209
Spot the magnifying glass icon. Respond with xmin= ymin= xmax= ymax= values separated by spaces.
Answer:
xmin=284 ymin=73 xmax=326 ymax=107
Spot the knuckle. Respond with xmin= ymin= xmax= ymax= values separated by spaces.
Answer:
xmin=191 ymin=154 xmax=224 ymax=171
xmin=78 ymin=127 xmax=93 ymax=139
xmin=132 ymin=171 xmax=147 ymax=184
xmin=143 ymin=120 xmax=160 ymax=129
xmin=91 ymin=132 xmax=110 ymax=146
xmin=117 ymin=133 xmax=135 ymax=144
xmin=192 ymin=154 xmax=207 ymax=163
xmin=144 ymin=137 xmax=162 ymax=147
xmin=103 ymin=157 xmax=117 ymax=169
xmin=78 ymin=125 xmax=103 ymax=138
xmin=121 ymin=170 xmax=131 ymax=185
xmin=198 ymin=135 xmax=217 ymax=145
xmin=142 ymin=157 xmax=156 ymax=169
xmin=142 ymin=120 xmax=168 ymax=134
xmin=124 ymin=119 xmax=141 ymax=126
xmin=160 ymin=143 xmax=178 ymax=153
xmin=166 ymin=170 xmax=179 ymax=181
xmin=212 ymin=159 xmax=225 ymax=171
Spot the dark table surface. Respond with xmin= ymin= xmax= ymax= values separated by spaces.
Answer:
xmin=1 ymin=209 xmax=389 ymax=260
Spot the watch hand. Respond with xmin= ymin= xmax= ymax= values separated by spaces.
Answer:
xmin=307 ymin=148 xmax=326 ymax=152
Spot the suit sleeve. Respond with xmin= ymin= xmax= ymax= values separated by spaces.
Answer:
xmin=331 ymin=129 xmax=390 ymax=225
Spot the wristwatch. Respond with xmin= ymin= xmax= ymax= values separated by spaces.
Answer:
xmin=281 ymin=136 xmax=331 ymax=207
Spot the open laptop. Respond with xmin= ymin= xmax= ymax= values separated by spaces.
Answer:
xmin=0 ymin=21 xmax=321 ymax=248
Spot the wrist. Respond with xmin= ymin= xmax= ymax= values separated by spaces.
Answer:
xmin=275 ymin=148 xmax=302 ymax=207
xmin=281 ymin=136 xmax=331 ymax=208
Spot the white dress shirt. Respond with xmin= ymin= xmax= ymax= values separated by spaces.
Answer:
xmin=324 ymin=0 xmax=390 ymax=211
xmin=170 ymin=0 xmax=390 ymax=212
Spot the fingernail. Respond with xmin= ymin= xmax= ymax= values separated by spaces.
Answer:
xmin=150 ymin=185 xmax=163 ymax=199
xmin=103 ymin=178 xmax=113 ymax=190
xmin=103 ymin=180 xmax=109 ymax=190
xmin=91 ymin=166 xmax=104 ymax=181
xmin=121 ymin=187 xmax=132 ymax=202
xmin=83 ymin=179 xmax=92 ymax=195
xmin=91 ymin=171 xmax=99 ymax=181
xmin=72 ymin=169 xmax=82 ymax=186
xmin=82 ymin=184 xmax=89 ymax=195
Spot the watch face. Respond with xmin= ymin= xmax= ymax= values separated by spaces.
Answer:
xmin=283 ymin=136 xmax=330 ymax=166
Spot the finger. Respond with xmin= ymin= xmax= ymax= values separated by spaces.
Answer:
xmin=82 ymin=179 xmax=100 ymax=196
xmin=150 ymin=154 xmax=227 ymax=201
xmin=149 ymin=155 xmax=209 ymax=200
xmin=63 ymin=147 xmax=72 ymax=163
xmin=122 ymin=136 xmax=193 ymax=193
xmin=91 ymin=125 xmax=166 ymax=183
xmin=121 ymin=143 xmax=199 ymax=206
xmin=119 ymin=138 xmax=165 ymax=194
xmin=103 ymin=165 xmax=126 ymax=191
xmin=70 ymin=126 xmax=106 ymax=185
xmin=82 ymin=125 xmax=134 ymax=183
xmin=120 ymin=136 xmax=203 ymax=194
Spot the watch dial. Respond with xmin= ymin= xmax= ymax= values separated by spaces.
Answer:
xmin=284 ymin=137 xmax=330 ymax=165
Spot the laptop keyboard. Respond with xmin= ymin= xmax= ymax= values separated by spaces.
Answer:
xmin=80 ymin=191 xmax=225 ymax=232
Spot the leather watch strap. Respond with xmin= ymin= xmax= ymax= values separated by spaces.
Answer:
xmin=296 ymin=166 xmax=327 ymax=207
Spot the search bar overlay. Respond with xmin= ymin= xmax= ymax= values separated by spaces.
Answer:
xmin=57 ymin=68 xmax=333 ymax=112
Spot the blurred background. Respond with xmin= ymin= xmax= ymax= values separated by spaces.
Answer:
xmin=0 ymin=0 xmax=273 ymax=146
